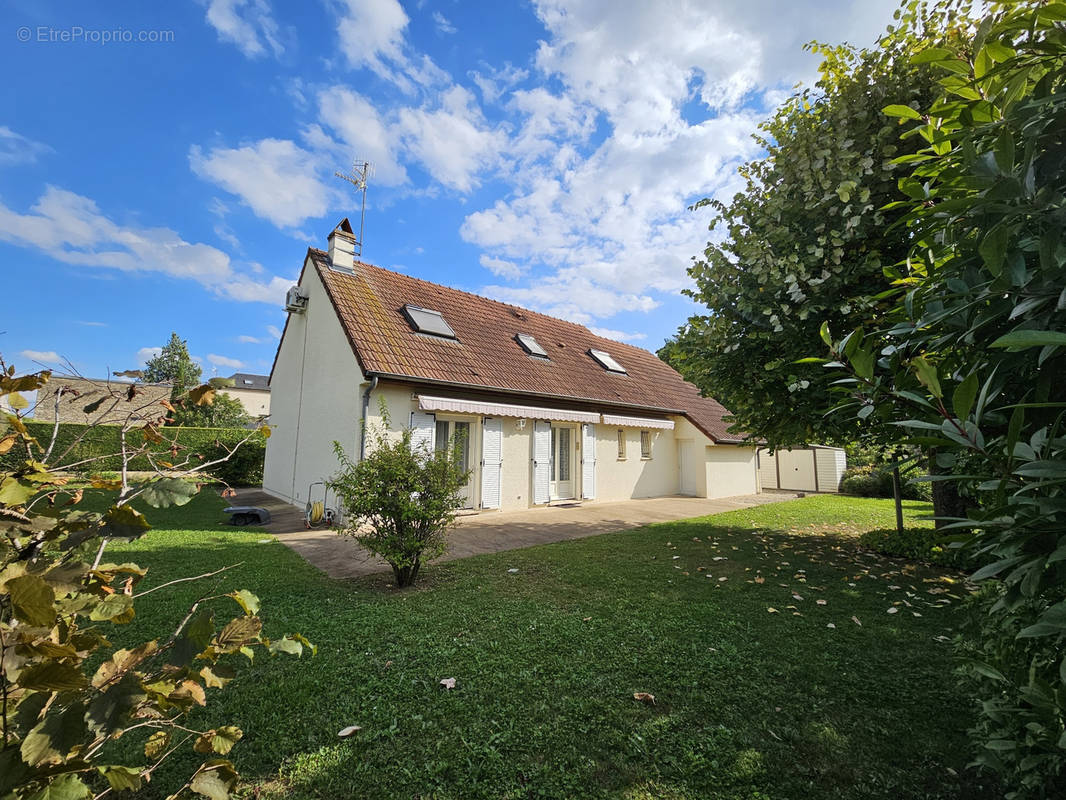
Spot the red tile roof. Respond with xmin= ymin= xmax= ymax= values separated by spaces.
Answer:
xmin=307 ymin=249 xmax=745 ymax=443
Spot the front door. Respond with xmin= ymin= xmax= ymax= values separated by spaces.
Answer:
xmin=436 ymin=419 xmax=473 ymax=508
xmin=549 ymin=424 xmax=575 ymax=500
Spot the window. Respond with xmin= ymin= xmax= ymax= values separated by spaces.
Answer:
xmin=588 ymin=348 xmax=626 ymax=373
xmin=617 ymin=429 xmax=626 ymax=459
xmin=640 ymin=430 xmax=652 ymax=459
xmin=515 ymin=333 xmax=549 ymax=358
xmin=402 ymin=304 xmax=456 ymax=338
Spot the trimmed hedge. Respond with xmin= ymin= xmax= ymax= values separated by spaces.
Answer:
xmin=1 ymin=421 xmax=265 ymax=486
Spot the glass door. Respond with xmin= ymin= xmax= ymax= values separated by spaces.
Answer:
xmin=435 ymin=419 xmax=473 ymax=508
xmin=549 ymin=425 xmax=574 ymax=500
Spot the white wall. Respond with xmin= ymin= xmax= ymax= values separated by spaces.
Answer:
xmin=263 ymin=259 xmax=364 ymax=505
xmin=221 ymin=386 xmax=270 ymax=418
xmin=705 ymin=445 xmax=758 ymax=498
xmin=593 ymin=424 xmax=680 ymax=501
xmin=815 ymin=448 xmax=847 ymax=492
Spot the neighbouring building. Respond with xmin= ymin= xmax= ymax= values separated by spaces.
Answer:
xmin=220 ymin=372 xmax=271 ymax=419
xmin=33 ymin=376 xmax=172 ymax=426
xmin=756 ymin=446 xmax=847 ymax=493
xmin=263 ymin=220 xmax=762 ymax=512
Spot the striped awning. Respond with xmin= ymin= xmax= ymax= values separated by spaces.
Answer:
xmin=601 ymin=413 xmax=675 ymax=430
xmin=418 ymin=395 xmax=599 ymax=423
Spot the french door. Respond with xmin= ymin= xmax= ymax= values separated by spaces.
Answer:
xmin=435 ymin=419 xmax=473 ymax=508
xmin=549 ymin=424 xmax=575 ymax=500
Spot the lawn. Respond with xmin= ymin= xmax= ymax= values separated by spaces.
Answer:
xmin=98 ymin=490 xmax=998 ymax=799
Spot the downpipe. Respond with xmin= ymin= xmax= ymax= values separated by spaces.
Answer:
xmin=359 ymin=374 xmax=379 ymax=460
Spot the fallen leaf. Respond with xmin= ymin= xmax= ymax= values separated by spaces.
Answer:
xmin=384 ymin=660 xmax=393 ymax=668
xmin=792 ymin=593 xmax=804 ymax=601
xmin=887 ymin=607 xmax=899 ymax=615
xmin=582 ymin=616 xmax=592 ymax=622
xmin=754 ymin=576 xmax=765 ymax=584
xmin=338 ymin=725 xmax=362 ymax=738
xmin=440 ymin=678 xmax=457 ymax=690
xmin=816 ymin=599 xmax=827 ymax=606
xmin=826 ymin=623 xmax=836 ymax=629
xmin=718 ymin=577 xmax=728 ymax=582
xmin=633 ymin=692 xmax=656 ymax=704
xmin=767 ymin=607 xmax=779 ymax=614
xmin=507 ymin=568 xmax=519 ymax=573
xmin=851 ymin=616 xmax=862 ymax=626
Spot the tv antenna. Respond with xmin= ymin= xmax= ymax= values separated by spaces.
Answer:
xmin=335 ymin=160 xmax=373 ymax=256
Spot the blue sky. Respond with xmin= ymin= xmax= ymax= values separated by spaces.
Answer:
xmin=2 ymin=0 xmax=899 ymax=380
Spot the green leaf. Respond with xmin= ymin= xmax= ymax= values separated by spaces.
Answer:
xmin=882 ymin=104 xmax=921 ymax=120
xmin=818 ymin=321 xmax=831 ymax=347
xmin=82 ymin=396 xmax=107 ymax=414
xmin=994 ymin=128 xmax=1015 ymax=173
xmin=140 ymin=477 xmax=198 ymax=509
xmin=1014 ymin=462 xmax=1066 ymax=479
xmin=20 ymin=702 xmax=88 ymax=766
xmin=86 ymin=672 xmax=146 ymax=736
xmin=952 ymin=373 xmax=979 ymax=421
xmin=17 ymin=661 xmax=87 ymax=692
xmin=25 ymin=774 xmax=92 ymax=800
xmin=98 ymin=765 xmax=143 ymax=792
xmin=910 ymin=47 xmax=955 ymax=64
xmin=195 ymin=726 xmax=243 ymax=756
xmin=90 ymin=593 xmax=135 ymax=623
xmin=911 ymin=357 xmax=942 ymax=399
xmin=982 ymin=41 xmax=1015 ymax=62
xmin=100 ymin=505 xmax=150 ymax=539
xmin=971 ymin=555 xmax=1028 ymax=582
xmin=8 ymin=391 xmax=29 ymax=410
xmin=979 ymin=224 xmax=1011 ymax=275
xmin=189 ymin=760 xmax=239 ymax=800
xmin=850 ymin=348 xmax=874 ymax=381
xmin=7 ymin=574 xmax=56 ymax=627
xmin=0 ymin=476 xmax=36 ymax=507
xmin=228 ymin=589 xmax=260 ymax=616
xmin=991 ymin=330 xmax=1066 ymax=350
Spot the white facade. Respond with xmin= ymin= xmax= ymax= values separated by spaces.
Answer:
xmin=757 ymin=446 xmax=847 ymax=493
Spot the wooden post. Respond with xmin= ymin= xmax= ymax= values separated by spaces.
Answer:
xmin=892 ymin=465 xmax=904 ymax=534
xmin=812 ymin=449 xmax=820 ymax=492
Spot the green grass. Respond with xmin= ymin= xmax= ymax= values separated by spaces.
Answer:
xmin=99 ymin=491 xmax=997 ymax=799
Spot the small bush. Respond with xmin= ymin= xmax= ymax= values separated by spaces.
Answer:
xmin=201 ymin=433 xmax=266 ymax=486
xmin=839 ymin=465 xmax=929 ymax=500
xmin=859 ymin=526 xmax=969 ymax=568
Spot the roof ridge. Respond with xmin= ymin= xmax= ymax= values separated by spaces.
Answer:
xmin=308 ymin=248 xmax=654 ymax=356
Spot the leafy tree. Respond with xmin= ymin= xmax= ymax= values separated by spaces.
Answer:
xmin=143 ymin=333 xmax=202 ymax=397
xmin=817 ymin=2 xmax=1066 ymax=792
xmin=329 ymin=412 xmax=469 ymax=587
xmin=1 ymin=356 xmax=309 ymax=799
xmin=170 ymin=389 xmax=251 ymax=429
xmin=659 ymin=9 xmax=958 ymax=450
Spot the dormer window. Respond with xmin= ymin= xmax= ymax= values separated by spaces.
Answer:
xmin=588 ymin=348 xmax=626 ymax=374
xmin=402 ymin=305 xmax=456 ymax=339
xmin=515 ymin=333 xmax=548 ymax=359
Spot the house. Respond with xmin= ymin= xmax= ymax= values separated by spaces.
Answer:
xmin=262 ymin=220 xmax=760 ymax=511
xmin=220 ymin=372 xmax=270 ymax=419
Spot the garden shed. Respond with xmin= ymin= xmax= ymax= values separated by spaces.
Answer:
xmin=757 ymin=446 xmax=847 ymax=493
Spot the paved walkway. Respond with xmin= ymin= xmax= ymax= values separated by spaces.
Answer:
xmin=234 ymin=489 xmax=796 ymax=580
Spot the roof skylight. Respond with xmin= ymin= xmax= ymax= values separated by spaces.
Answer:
xmin=588 ymin=348 xmax=626 ymax=374
xmin=515 ymin=333 xmax=548 ymax=358
xmin=402 ymin=305 xmax=456 ymax=339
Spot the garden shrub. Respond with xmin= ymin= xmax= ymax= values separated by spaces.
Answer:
xmin=859 ymin=526 xmax=969 ymax=568
xmin=839 ymin=465 xmax=928 ymax=500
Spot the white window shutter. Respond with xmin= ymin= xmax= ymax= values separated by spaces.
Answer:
xmin=533 ymin=421 xmax=551 ymax=504
xmin=481 ymin=418 xmax=503 ymax=509
xmin=410 ymin=411 xmax=436 ymax=456
xmin=581 ymin=423 xmax=596 ymax=499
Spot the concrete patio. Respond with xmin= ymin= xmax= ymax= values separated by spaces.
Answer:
xmin=234 ymin=489 xmax=798 ymax=580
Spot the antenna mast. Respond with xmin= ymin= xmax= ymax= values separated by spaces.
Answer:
xmin=335 ymin=160 xmax=372 ymax=256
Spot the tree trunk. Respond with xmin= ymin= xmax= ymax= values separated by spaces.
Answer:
xmin=392 ymin=558 xmax=421 ymax=588
xmin=929 ymin=449 xmax=967 ymax=530
xmin=892 ymin=465 xmax=904 ymax=535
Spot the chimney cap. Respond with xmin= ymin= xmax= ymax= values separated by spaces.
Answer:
xmin=330 ymin=218 xmax=355 ymax=239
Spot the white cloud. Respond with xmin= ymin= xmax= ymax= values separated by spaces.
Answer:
xmin=479 ymin=254 xmax=522 ymax=280
xmin=395 ymin=86 xmax=504 ymax=192
xmin=0 ymin=186 xmax=291 ymax=304
xmin=316 ymin=87 xmax=408 ymax=187
xmin=137 ymin=346 xmax=163 ymax=365
xmin=456 ymin=0 xmax=897 ymax=331
xmin=19 ymin=350 xmax=63 ymax=364
xmin=0 ymin=126 xmax=52 ymax=166
xmin=190 ymin=139 xmax=337 ymax=229
xmin=207 ymin=353 xmax=244 ymax=369
xmin=470 ymin=62 xmax=529 ymax=104
xmin=200 ymin=0 xmax=283 ymax=58
xmin=266 ymin=324 xmax=283 ymax=339
xmin=237 ymin=335 xmax=261 ymax=343
xmin=432 ymin=11 xmax=456 ymax=34
xmin=75 ymin=320 xmax=107 ymax=327
xmin=334 ymin=0 xmax=436 ymax=93
xmin=588 ymin=327 xmax=647 ymax=343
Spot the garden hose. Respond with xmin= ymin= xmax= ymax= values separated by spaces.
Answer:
xmin=308 ymin=500 xmax=324 ymax=525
